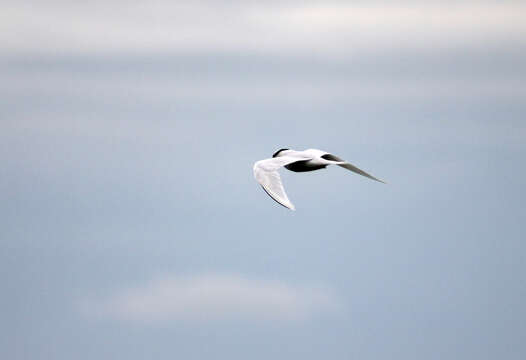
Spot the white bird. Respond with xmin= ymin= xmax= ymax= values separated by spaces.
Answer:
xmin=253 ymin=148 xmax=385 ymax=210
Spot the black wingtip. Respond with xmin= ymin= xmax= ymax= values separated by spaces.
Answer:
xmin=260 ymin=186 xmax=295 ymax=210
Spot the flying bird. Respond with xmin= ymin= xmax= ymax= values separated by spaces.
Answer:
xmin=253 ymin=148 xmax=385 ymax=210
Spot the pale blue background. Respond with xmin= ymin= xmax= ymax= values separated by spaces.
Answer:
xmin=1 ymin=1 xmax=525 ymax=359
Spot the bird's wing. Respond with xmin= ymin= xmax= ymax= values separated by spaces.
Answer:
xmin=321 ymin=153 xmax=386 ymax=184
xmin=253 ymin=156 xmax=309 ymax=210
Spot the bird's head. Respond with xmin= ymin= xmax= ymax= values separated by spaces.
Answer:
xmin=272 ymin=148 xmax=290 ymax=158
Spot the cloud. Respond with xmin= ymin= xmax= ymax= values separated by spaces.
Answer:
xmin=3 ymin=53 xmax=524 ymax=109
xmin=80 ymin=274 xmax=343 ymax=323
xmin=2 ymin=2 xmax=525 ymax=55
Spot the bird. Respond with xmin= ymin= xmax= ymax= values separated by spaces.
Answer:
xmin=253 ymin=148 xmax=385 ymax=210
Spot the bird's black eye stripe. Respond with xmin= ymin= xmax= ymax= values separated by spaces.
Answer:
xmin=272 ymin=148 xmax=289 ymax=158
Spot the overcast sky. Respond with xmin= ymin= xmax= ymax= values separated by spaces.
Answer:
xmin=1 ymin=1 xmax=525 ymax=359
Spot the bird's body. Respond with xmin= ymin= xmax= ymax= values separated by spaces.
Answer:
xmin=253 ymin=148 xmax=385 ymax=210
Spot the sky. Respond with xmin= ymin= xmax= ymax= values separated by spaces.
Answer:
xmin=1 ymin=1 xmax=525 ymax=359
